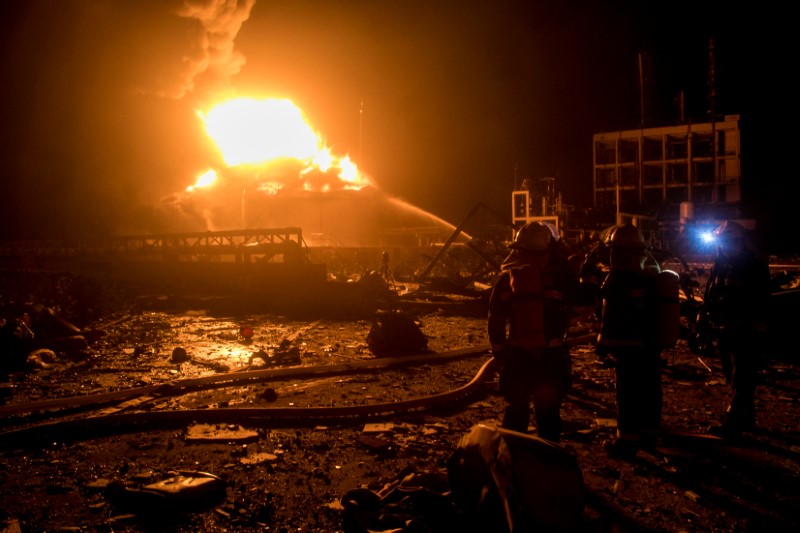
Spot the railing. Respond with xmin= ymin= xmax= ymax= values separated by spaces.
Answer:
xmin=0 ymin=228 xmax=307 ymax=263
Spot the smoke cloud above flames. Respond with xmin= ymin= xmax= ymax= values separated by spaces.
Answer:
xmin=162 ymin=0 xmax=256 ymax=100
xmin=0 ymin=0 xmax=460 ymax=241
xmin=138 ymin=0 xmax=376 ymax=234
xmin=160 ymin=1 xmax=378 ymax=232
xmin=2 ymin=1 xmax=762 ymax=244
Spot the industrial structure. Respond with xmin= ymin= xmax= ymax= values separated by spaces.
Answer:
xmin=592 ymin=114 xmax=741 ymax=224
xmin=508 ymin=114 xmax=745 ymax=251
xmin=511 ymin=177 xmax=563 ymax=232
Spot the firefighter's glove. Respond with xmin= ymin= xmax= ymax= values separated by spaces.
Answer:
xmin=491 ymin=344 xmax=511 ymax=368
xmin=595 ymin=345 xmax=616 ymax=368
xmin=599 ymin=355 xmax=616 ymax=368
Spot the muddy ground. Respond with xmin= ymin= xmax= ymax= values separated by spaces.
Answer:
xmin=1 ymin=284 xmax=799 ymax=533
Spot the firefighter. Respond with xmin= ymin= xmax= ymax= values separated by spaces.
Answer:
xmin=488 ymin=221 xmax=575 ymax=441
xmin=578 ymin=229 xmax=612 ymax=321
xmin=596 ymin=223 xmax=664 ymax=456
xmin=703 ymin=220 xmax=771 ymax=437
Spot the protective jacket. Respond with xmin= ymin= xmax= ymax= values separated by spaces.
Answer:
xmin=596 ymin=269 xmax=658 ymax=355
xmin=703 ymin=248 xmax=771 ymax=431
xmin=596 ymin=260 xmax=664 ymax=446
xmin=487 ymin=242 xmax=575 ymax=440
xmin=704 ymin=253 xmax=770 ymax=332
xmin=488 ymin=247 xmax=572 ymax=350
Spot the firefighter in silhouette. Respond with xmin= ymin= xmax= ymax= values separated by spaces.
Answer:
xmin=488 ymin=221 xmax=574 ymax=441
xmin=596 ymin=223 xmax=677 ymax=455
xmin=578 ymin=228 xmax=613 ymax=321
xmin=703 ymin=220 xmax=770 ymax=437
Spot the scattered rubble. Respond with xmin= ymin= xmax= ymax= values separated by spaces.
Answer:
xmin=0 ymin=268 xmax=799 ymax=531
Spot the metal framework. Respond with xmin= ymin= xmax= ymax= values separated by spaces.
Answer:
xmin=0 ymin=228 xmax=307 ymax=263
xmin=593 ymin=115 xmax=741 ymax=215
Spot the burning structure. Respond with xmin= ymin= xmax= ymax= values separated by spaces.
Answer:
xmin=159 ymin=97 xmax=463 ymax=249
xmin=0 ymin=97 xmax=489 ymax=318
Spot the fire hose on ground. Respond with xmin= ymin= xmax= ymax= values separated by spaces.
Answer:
xmin=0 ymin=333 xmax=599 ymax=448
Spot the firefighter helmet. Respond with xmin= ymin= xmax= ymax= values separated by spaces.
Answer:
xmin=713 ymin=220 xmax=745 ymax=242
xmin=510 ymin=221 xmax=553 ymax=252
xmin=713 ymin=220 xmax=749 ymax=258
xmin=608 ymin=223 xmax=646 ymax=249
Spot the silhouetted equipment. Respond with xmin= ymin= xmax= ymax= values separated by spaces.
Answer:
xmin=416 ymin=202 xmax=512 ymax=282
xmin=448 ymin=424 xmax=585 ymax=532
xmin=366 ymin=310 xmax=428 ymax=356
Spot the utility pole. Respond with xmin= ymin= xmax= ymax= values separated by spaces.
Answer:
xmin=638 ymin=52 xmax=646 ymax=206
xmin=638 ymin=52 xmax=646 ymax=129
xmin=359 ymin=100 xmax=364 ymax=164
xmin=708 ymin=38 xmax=718 ymax=203
xmin=241 ymin=188 xmax=246 ymax=230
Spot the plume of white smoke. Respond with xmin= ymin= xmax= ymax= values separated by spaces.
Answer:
xmin=168 ymin=0 xmax=256 ymax=100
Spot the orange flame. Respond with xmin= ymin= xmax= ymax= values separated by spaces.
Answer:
xmin=186 ymin=168 xmax=218 ymax=191
xmin=195 ymin=97 xmax=371 ymax=193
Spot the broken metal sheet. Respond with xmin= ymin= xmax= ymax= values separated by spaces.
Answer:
xmin=594 ymin=418 xmax=617 ymax=428
xmin=240 ymin=452 xmax=279 ymax=465
xmin=356 ymin=434 xmax=394 ymax=454
xmin=105 ymin=471 xmax=226 ymax=515
xmin=185 ymin=423 xmax=260 ymax=443
xmin=362 ymin=423 xmax=395 ymax=433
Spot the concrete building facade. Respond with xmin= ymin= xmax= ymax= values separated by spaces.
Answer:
xmin=592 ymin=115 xmax=741 ymax=218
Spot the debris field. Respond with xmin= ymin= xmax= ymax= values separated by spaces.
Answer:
xmin=1 ymin=289 xmax=799 ymax=532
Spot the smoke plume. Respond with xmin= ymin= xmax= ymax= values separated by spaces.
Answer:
xmin=167 ymin=0 xmax=256 ymax=100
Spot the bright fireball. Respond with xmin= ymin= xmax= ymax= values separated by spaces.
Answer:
xmin=200 ymin=98 xmax=320 ymax=167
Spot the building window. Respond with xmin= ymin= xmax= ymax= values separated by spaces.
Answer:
xmin=666 ymin=187 xmax=688 ymax=205
xmin=667 ymin=162 xmax=688 ymax=185
xmin=618 ymin=139 xmax=639 ymax=163
xmin=692 ymin=161 xmax=714 ymax=184
xmin=595 ymin=168 xmax=616 ymax=188
xmin=595 ymin=141 xmax=616 ymax=165
xmin=620 ymin=190 xmax=638 ymax=213
xmin=620 ymin=165 xmax=638 ymax=187
xmin=643 ymin=137 xmax=662 ymax=161
xmin=666 ymin=134 xmax=688 ymax=160
xmin=643 ymin=188 xmax=663 ymax=209
xmin=692 ymin=185 xmax=712 ymax=204
xmin=691 ymin=132 xmax=713 ymax=159
xmin=596 ymin=191 xmax=615 ymax=208
xmin=643 ymin=163 xmax=662 ymax=186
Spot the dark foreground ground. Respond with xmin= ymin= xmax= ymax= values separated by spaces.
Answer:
xmin=0 ymin=295 xmax=799 ymax=532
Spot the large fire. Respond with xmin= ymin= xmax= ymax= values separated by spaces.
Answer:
xmin=187 ymin=97 xmax=371 ymax=194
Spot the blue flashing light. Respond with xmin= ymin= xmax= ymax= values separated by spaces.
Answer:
xmin=700 ymin=231 xmax=716 ymax=245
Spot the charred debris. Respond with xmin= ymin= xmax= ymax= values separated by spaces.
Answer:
xmin=2 ymin=220 xmax=800 ymax=532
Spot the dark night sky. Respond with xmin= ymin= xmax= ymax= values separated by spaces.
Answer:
xmin=0 ymin=1 xmax=790 ymax=250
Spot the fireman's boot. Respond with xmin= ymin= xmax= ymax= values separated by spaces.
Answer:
xmin=501 ymin=405 xmax=531 ymax=434
xmin=709 ymin=405 xmax=755 ymax=438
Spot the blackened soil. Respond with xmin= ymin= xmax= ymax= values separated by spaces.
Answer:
xmin=1 ymin=304 xmax=799 ymax=532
